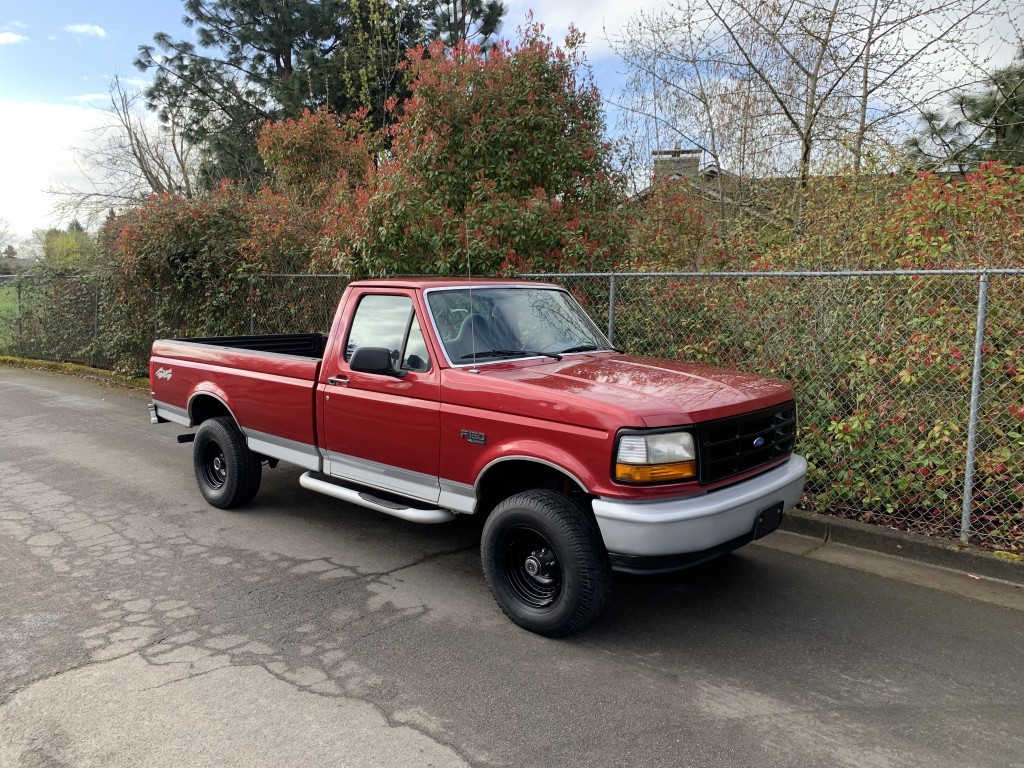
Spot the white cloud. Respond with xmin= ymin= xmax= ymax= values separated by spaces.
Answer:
xmin=0 ymin=31 xmax=28 ymax=45
xmin=67 ymin=93 xmax=110 ymax=104
xmin=64 ymin=23 xmax=107 ymax=38
xmin=0 ymin=100 xmax=109 ymax=238
xmin=89 ymin=75 xmax=152 ymax=90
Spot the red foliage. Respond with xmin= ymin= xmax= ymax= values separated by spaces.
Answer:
xmin=257 ymin=108 xmax=376 ymax=205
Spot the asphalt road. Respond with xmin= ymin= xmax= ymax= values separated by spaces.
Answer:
xmin=1 ymin=366 xmax=1022 ymax=768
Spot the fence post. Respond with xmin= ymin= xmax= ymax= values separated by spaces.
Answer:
xmin=249 ymin=275 xmax=256 ymax=336
xmin=15 ymin=280 xmax=23 ymax=354
xmin=154 ymin=290 xmax=160 ymax=337
xmin=960 ymin=272 xmax=990 ymax=544
xmin=91 ymin=284 xmax=99 ymax=368
xmin=607 ymin=274 xmax=617 ymax=345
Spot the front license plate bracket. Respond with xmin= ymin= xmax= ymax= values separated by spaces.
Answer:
xmin=753 ymin=502 xmax=784 ymax=539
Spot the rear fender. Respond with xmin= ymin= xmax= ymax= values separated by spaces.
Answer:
xmin=187 ymin=383 xmax=238 ymax=428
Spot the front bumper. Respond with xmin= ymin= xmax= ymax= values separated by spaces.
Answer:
xmin=592 ymin=455 xmax=807 ymax=572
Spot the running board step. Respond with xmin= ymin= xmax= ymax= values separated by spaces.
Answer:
xmin=298 ymin=472 xmax=456 ymax=524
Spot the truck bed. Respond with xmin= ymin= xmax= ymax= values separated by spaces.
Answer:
xmin=150 ymin=333 xmax=326 ymax=456
xmin=174 ymin=333 xmax=329 ymax=359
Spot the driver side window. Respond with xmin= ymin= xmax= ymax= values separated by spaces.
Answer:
xmin=403 ymin=315 xmax=430 ymax=371
xmin=345 ymin=294 xmax=431 ymax=372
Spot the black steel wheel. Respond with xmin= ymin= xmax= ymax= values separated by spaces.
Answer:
xmin=481 ymin=490 xmax=610 ymax=637
xmin=192 ymin=416 xmax=261 ymax=509
xmin=199 ymin=440 xmax=229 ymax=491
xmin=499 ymin=523 xmax=562 ymax=609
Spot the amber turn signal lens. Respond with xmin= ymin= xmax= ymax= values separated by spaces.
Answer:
xmin=615 ymin=461 xmax=697 ymax=483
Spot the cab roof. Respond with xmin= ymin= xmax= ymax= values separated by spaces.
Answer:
xmin=349 ymin=277 xmax=562 ymax=291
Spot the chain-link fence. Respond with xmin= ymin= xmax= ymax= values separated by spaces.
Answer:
xmin=246 ymin=274 xmax=349 ymax=335
xmin=0 ymin=272 xmax=118 ymax=368
xmin=2 ymin=269 xmax=1022 ymax=551
xmin=0 ymin=273 xmax=350 ymax=372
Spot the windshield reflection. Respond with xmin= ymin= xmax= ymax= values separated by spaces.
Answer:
xmin=427 ymin=287 xmax=611 ymax=365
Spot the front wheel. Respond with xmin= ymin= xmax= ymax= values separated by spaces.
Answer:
xmin=192 ymin=417 xmax=262 ymax=509
xmin=481 ymin=490 xmax=610 ymax=637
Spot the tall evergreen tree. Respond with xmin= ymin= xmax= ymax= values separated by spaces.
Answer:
xmin=430 ymin=0 xmax=506 ymax=50
xmin=904 ymin=108 xmax=976 ymax=172
xmin=907 ymin=48 xmax=1024 ymax=170
xmin=135 ymin=0 xmax=429 ymax=187
xmin=957 ymin=47 xmax=1024 ymax=167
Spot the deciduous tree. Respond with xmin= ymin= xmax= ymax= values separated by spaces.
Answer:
xmin=318 ymin=28 xmax=627 ymax=277
xmin=49 ymin=77 xmax=199 ymax=224
xmin=0 ymin=219 xmax=12 ymax=251
xmin=34 ymin=221 xmax=98 ymax=273
xmin=612 ymin=0 xmax=999 ymax=209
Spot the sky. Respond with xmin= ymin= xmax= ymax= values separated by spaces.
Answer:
xmin=0 ymin=0 xmax=649 ymax=244
xmin=0 ymin=1 xmax=191 ymax=240
xmin=0 ymin=0 xmax=1019 ymax=244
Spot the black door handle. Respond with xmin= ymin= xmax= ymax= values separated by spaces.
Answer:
xmin=327 ymin=376 xmax=349 ymax=386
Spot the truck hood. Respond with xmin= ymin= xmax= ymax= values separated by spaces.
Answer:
xmin=485 ymin=353 xmax=793 ymax=428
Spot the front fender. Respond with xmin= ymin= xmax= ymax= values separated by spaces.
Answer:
xmin=472 ymin=438 xmax=601 ymax=494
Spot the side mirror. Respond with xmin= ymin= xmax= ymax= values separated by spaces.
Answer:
xmin=349 ymin=346 xmax=407 ymax=378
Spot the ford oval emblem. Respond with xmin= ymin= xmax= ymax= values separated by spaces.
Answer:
xmin=752 ymin=437 xmax=766 ymax=448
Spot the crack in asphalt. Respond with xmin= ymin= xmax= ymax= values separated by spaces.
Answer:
xmin=138 ymin=665 xmax=232 ymax=693
xmin=2 ymin=635 xmax=174 ymax=705
xmin=371 ymin=543 xmax=480 ymax=578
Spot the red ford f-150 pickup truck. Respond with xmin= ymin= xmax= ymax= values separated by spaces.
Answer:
xmin=149 ymin=278 xmax=806 ymax=636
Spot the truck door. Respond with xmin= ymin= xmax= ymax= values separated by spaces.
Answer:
xmin=319 ymin=291 xmax=442 ymax=503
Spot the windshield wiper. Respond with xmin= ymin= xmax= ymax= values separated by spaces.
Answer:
xmin=461 ymin=349 xmax=563 ymax=361
xmin=558 ymin=343 xmax=620 ymax=354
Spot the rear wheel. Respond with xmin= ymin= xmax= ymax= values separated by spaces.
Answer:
xmin=192 ymin=417 xmax=261 ymax=509
xmin=481 ymin=490 xmax=610 ymax=637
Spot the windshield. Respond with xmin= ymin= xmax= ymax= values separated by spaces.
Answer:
xmin=426 ymin=286 xmax=612 ymax=365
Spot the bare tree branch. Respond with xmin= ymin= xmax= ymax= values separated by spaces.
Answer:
xmin=47 ymin=77 xmax=200 ymax=225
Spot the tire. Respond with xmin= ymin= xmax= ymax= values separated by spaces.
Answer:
xmin=481 ymin=490 xmax=611 ymax=637
xmin=192 ymin=416 xmax=262 ymax=509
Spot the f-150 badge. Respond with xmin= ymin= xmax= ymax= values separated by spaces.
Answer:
xmin=156 ymin=367 xmax=173 ymax=381
xmin=460 ymin=429 xmax=486 ymax=445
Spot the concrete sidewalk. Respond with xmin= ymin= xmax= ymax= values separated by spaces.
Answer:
xmin=780 ymin=507 xmax=1024 ymax=585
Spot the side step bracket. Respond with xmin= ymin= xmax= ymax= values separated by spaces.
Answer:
xmin=299 ymin=472 xmax=456 ymax=524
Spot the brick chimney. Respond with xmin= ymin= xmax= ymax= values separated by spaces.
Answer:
xmin=652 ymin=146 xmax=700 ymax=180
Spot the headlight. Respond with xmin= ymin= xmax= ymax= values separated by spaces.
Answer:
xmin=615 ymin=431 xmax=697 ymax=483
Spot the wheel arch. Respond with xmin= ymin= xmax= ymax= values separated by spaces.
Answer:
xmin=187 ymin=387 xmax=238 ymax=428
xmin=475 ymin=456 xmax=593 ymax=517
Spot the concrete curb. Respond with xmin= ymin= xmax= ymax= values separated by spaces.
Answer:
xmin=0 ymin=357 xmax=149 ymax=391
xmin=782 ymin=508 xmax=1024 ymax=585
